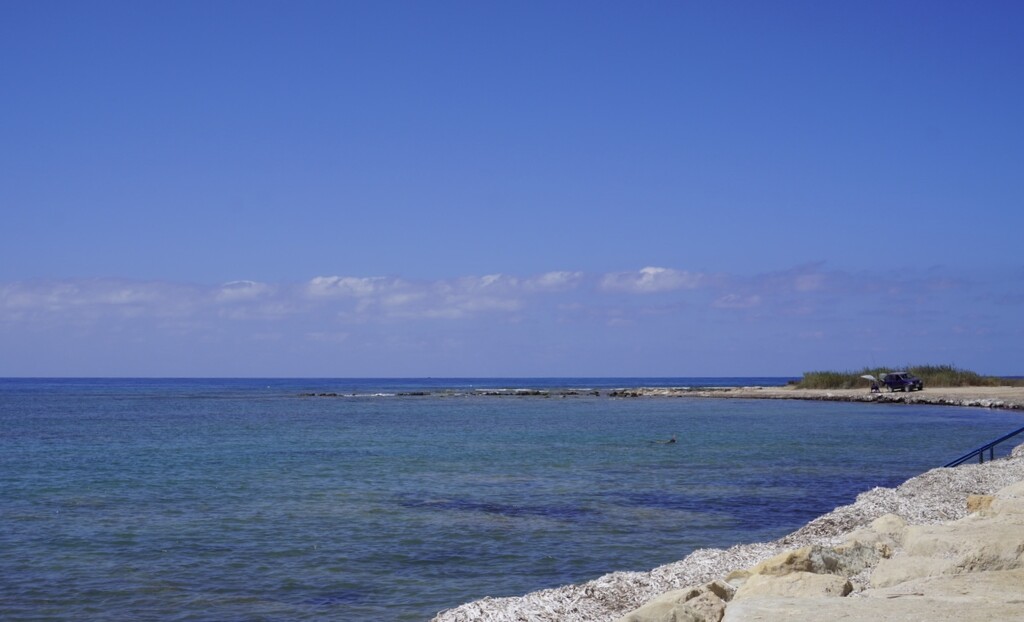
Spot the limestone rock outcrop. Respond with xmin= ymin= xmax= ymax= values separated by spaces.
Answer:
xmin=618 ymin=479 xmax=1024 ymax=622
xmin=615 ymin=580 xmax=734 ymax=622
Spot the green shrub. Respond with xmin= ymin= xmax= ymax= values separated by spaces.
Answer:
xmin=796 ymin=364 xmax=1004 ymax=389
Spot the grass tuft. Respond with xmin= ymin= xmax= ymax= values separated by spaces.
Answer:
xmin=796 ymin=364 xmax=1008 ymax=389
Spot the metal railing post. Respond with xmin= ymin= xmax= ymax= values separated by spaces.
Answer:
xmin=944 ymin=425 xmax=1024 ymax=468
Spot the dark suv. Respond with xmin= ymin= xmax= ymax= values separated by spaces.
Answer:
xmin=881 ymin=372 xmax=924 ymax=392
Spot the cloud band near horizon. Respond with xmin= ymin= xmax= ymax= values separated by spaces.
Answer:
xmin=1 ymin=264 xmax=1019 ymax=377
xmin=0 ymin=264 xmax=1013 ymax=324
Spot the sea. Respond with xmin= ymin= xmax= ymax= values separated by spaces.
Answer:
xmin=2 ymin=377 xmax=1022 ymax=621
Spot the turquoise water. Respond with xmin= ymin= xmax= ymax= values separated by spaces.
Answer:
xmin=2 ymin=378 xmax=1021 ymax=621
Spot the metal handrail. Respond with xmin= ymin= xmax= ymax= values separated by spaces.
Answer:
xmin=944 ymin=424 xmax=1024 ymax=467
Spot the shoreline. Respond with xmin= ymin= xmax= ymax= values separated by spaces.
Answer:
xmin=432 ymin=387 xmax=1024 ymax=622
xmin=609 ymin=385 xmax=1024 ymax=411
xmin=434 ymin=446 xmax=1024 ymax=622
xmin=298 ymin=385 xmax=1024 ymax=411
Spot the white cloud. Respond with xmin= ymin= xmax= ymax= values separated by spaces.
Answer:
xmin=452 ymin=273 xmax=519 ymax=292
xmin=477 ymin=274 xmax=505 ymax=288
xmin=380 ymin=292 xmax=425 ymax=309
xmin=216 ymin=280 xmax=272 ymax=302
xmin=0 ymin=280 xmax=200 ymax=320
xmin=3 ymin=263 xmax=1019 ymax=376
xmin=526 ymin=271 xmax=584 ymax=291
xmin=600 ymin=267 xmax=704 ymax=293
xmin=452 ymin=295 xmax=522 ymax=313
xmin=393 ymin=277 xmax=522 ymax=320
xmin=307 ymin=275 xmax=400 ymax=298
xmin=302 ymin=273 xmax=548 ymax=321
xmin=0 ymin=265 xmax=994 ymax=333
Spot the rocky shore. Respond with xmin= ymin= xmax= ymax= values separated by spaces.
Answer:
xmin=301 ymin=385 xmax=1024 ymax=411
xmin=432 ymin=388 xmax=1024 ymax=622
xmin=609 ymin=385 xmax=1024 ymax=411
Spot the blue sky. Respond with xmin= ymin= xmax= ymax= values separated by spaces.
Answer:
xmin=2 ymin=1 xmax=1022 ymax=377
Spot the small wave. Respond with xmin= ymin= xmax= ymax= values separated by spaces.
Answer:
xmin=297 ymin=392 xmax=398 ymax=398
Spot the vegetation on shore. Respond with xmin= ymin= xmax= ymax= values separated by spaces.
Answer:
xmin=797 ymin=364 xmax=1021 ymax=389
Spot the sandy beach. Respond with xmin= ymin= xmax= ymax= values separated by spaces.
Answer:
xmin=433 ymin=386 xmax=1024 ymax=622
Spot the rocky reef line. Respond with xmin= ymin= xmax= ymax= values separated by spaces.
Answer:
xmin=299 ymin=386 xmax=1024 ymax=411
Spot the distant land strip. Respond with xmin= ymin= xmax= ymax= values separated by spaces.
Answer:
xmin=299 ymin=386 xmax=1024 ymax=410
xmin=610 ymin=385 xmax=1024 ymax=411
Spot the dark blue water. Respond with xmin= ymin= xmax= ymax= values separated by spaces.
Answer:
xmin=1 ymin=378 xmax=1021 ymax=621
